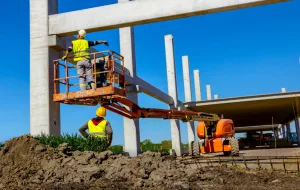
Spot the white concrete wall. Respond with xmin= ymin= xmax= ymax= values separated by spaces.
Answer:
xmin=182 ymin=56 xmax=195 ymax=144
xmin=119 ymin=0 xmax=140 ymax=157
xmin=165 ymin=35 xmax=182 ymax=156
xmin=30 ymin=0 xmax=60 ymax=136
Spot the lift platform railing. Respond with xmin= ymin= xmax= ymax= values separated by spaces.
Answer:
xmin=53 ymin=50 xmax=126 ymax=95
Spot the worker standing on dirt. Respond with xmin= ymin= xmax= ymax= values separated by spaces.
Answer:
xmin=62 ymin=29 xmax=109 ymax=91
xmin=79 ymin=107 xmax=113 ymax=149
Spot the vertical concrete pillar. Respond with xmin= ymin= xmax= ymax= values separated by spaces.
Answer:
xmin=295 ymin=119 xmax=300 ymax=146
xmin=119 ymin=0 xmax=140 ymax=156
xmin=286 ymin=123 xmax=291 ymax=141
xmin=30 ymin=0 xmax=60 ymax=136
xmin=214 ymin=94 xmax=219 ymax=99
xmin=165 ymin=34 xmax=182 ymax=156
xmin=275 ymin=129 xmax=280 ymax=138
xmin=260 ymin=131 xmax=263 ymax=145
xmin=206 ymin=85 xmax=212 ymax=100
xmin=182 ymin=56 xmax=195 ymax=143
xmin=281 ymin=88 xmax=286 ymax=93
xmin=193 ymin=70 xmax=201 ymax=101
xmin=282 ymin=125 xmax=286 ymax=138
xmin=278 ymin=125 xmax=283 ymax=138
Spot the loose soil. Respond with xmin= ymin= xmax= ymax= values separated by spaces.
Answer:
xmin=1 ymin=135 xmax=300 ymax=190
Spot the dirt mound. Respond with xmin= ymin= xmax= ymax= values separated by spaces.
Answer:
xmin=1 ymin=135 xmax=300 ymax=190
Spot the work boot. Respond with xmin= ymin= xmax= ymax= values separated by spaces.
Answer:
xmin=88 ymin=82 xmax=96 ymax=90
xmin=86 ymin=85 xmax=91 ymax=90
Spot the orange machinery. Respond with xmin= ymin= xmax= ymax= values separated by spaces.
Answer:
xmin=53 ymin=50 xmax=238 ymax=156
xmin=191 ymin=120 xmax=239 ymax=156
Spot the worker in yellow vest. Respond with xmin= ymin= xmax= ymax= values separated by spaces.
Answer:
xmin=79 ymin=107 xmax=113 ymax=148
xmin=62 ymin=29 xmax=109 ymax=91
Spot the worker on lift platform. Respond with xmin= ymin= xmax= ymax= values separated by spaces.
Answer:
xmin=79 ymin=107 xmax=113 ymax=149
xmin=62 ymin=29 xmax=109 ymax=91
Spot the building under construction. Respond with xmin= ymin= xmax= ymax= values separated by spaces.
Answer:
xmin=29 ymin=0 xmax=299 ymax=157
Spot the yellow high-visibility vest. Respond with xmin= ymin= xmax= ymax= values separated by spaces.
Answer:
xmin=72 ymin=39 xmax=90 ymax=62
xmin=88 ymin=119 xmax=107 ymax=138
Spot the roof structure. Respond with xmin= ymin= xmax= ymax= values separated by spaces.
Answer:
xmin=184 ymin=92 xmax=300 ymax=127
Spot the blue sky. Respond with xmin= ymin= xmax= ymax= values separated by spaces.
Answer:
xmin=0 ymin=0 xmax=299 ymax=144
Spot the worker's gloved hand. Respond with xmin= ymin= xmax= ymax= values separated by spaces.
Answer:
xmin=103 ymin=41 xmax=109 ymax=46
xmin=61 ymin=55 xmax=67 ymax=61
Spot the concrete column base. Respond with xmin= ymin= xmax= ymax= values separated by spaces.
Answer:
xmin=170 ymin=120 xmax=182 ymax=156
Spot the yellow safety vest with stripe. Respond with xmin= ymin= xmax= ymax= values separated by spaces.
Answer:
xmin=72 ymin=39 xmax=90 ymax=62
xmin=88 ymin=119 xmax=107 ymax=138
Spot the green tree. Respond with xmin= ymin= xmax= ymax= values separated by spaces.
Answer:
xmin=141 ymin=139 xmax=152 ymax=146
xmin=161 ymin=140 xmax=172 ymax=149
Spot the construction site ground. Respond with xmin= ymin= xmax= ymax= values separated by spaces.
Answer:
xmin=240 ymin=146 xmax=300 ymax=157
xmin=199 ymin=146 xmax=300 ymax=157
xmin=1 ymin=135 xmax=300 ymax=190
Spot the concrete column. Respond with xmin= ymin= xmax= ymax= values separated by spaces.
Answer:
xmin=281 ymin=88 xmax=286 ymax=93
xmin=193 ymin=70 xmax=201 ymax=101
xmin=286 ymin=123 xmax=291 ymax=140
xmin=206 ymin=85 xmax=212 ymax=100
xmin=278 ymin=125 xmax=283 ymax=138
xmin=282 ymin=125 xmax=286 ymax=138
xmin=119 ymin=0 xmax=140 ymax=156
xmin=275 ymin=129 xmax=280 ymax=138
xmin=260 ymin=131 xmax=263 ymax=145
xmin=182 ymin=56 xmax=195 ymax=143
xmin=165 ymin=34 xmax=182 ymax=156
xmin=30 ymin=0 xmax=60 ymax=136
xmin=295 ymin=119 xmax=300 ymax=146
xmin=214 ymin=94 xmax=219 ymax=99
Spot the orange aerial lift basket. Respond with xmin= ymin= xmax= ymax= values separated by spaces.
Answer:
xmin=53 ymin=50 xmax=127 ymax=106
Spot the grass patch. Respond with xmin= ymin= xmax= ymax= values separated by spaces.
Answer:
xmin=141 ymin=143 xmax=169 ymax=154
xmin=109 ymin=145 xmax=123 ymax=153
xmin=35 ymin=133 xmax=107 ymax=152
xmin=140 ymin=140 xmax=189 ymax=154
xmin=34 ymin=134 xmax=190 ymax=155
xmin=182 ymin=143 xmax=189 ymax=149
xmin=140 ymin=140 xmax=172 ymax=155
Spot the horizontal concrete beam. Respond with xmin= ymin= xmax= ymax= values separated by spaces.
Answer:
xmin=235 ymin=125 xmax=280 ymax=133
xmin=48 ymin=35 xmax=101 ymax=64
xmin=48 ymin=35 xmax=98 ymax=53
xmin=48 ymin=35 xmax=66 ymax=51
xmin=49 ymin=0 xmax=287 ymax=35
xmin=125 ymin=75 xmax=174 ymax=105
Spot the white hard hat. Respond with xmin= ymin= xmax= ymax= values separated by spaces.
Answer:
xmin=78 ymin=29 xmax=86 ymax=38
